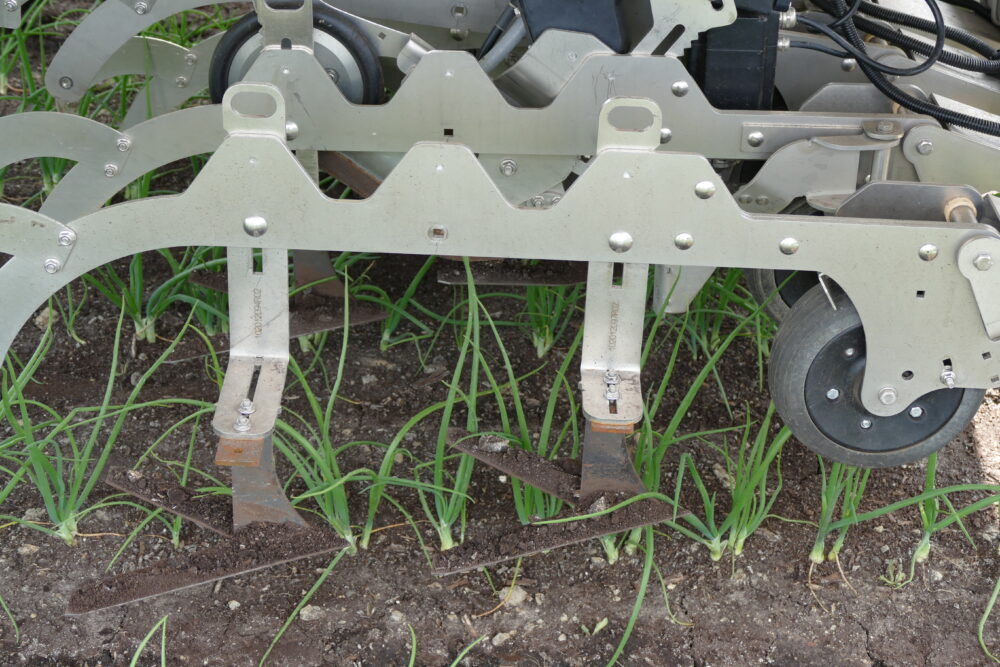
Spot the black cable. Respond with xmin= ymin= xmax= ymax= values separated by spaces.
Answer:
xmin=798 ymin=1 xmax=947 ymax=77
xmin=852 ymin=14 xmax=1000 ymax=72
xmin=789 ymin=39 xmax=853 ymax=58
xmin=856 ymin=1 xmax=1000 ymax=60
xmin=826 ymin=0 xmax=1000 ymax=136
xmin=476 ymin=5 xmax=516 ymax=59
xmin=829 ymin=0 xmax=864 ymax=29
xmin=937 ymin=0 xmax=993 ymax=20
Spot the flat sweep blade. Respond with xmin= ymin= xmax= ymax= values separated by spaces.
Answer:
xmin=433 ymin=497 xmax=679 ymax=575
xmin=104 ymin=466 xmax=233 ymax=537
xmin=67 ymin=523 xmax=342 ymax=614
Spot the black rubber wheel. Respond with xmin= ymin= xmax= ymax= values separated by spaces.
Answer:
xmin=769 ymin=286 xmax=985 ymax=468
xmin=209 ymin=3 xmax=383 ymax=105
xmin=746 ymin=268 xmax=819 ymax=322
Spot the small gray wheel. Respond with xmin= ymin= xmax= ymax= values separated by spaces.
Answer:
xmin=769 ymin=286 xmax=985 ymax=468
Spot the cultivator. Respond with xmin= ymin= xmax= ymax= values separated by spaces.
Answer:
xmin=3 ymin=0 xmax=1000 ymax=610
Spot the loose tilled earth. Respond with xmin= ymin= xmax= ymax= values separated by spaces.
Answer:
xmin=5 ymin=10 xmax=1000 ymax=666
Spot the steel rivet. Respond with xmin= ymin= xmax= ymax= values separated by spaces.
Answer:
xmin=243 ymin=215 xmax=268 ymax=237
xmin=58 ymin=230 xmax=76 ymax=247
xmin=779 ymin=238 xmax=800 ymax=255
xmin=860 ymin=418 xmax=873 ymax=430
xmin=674 ymin=233 xmax=694 ymax=250
xmin=916 ymin=140 xmax=934 ymax=156
xmin=974 ymin=253 xmax=994 ymax=271
xmin=659 ymin=128 xmax=672 ymax=144
xmin=755 ymin=195 xmax=770 ymax=206
xmin=671 ymin=81 xmax=689 ymax=97
xmin=133 ymin=1 xmax=148 ymax=14
xmin=694 ymin=181 xmax=716 ymax=199
xmin=909 ymin=406 xmax=925 ymax=419
xmin=58 ymin=76 xmax=73 ymax=90
xmin=43 ymin=258 xmax=61 ymax=274
xmin=609 ymin=231 xmax=633 ymax=254
xmin=826 ymin=388 xmax=840 ymax=401
xmin=841 ymin=58 xmax=857 ymax=72
xmin=499 ymin=159 xmax=518 ymax=177
xmin=285 ymin=121 xmax=300 ymax=141
xmin=918 ymin=244 xmax=938 ymax=261
xmin=103 ymin=164 xmax=119 ymax=178
xmin=747 ymin=131 xmax=765 ymax=148
xmin=738 ymin=194 xmax=753 ymax=205
xmin=878 ymin=387 xmax=898 ymax=405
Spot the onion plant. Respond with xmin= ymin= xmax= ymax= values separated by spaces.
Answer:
xmin=809 ymin=460 xmax=870 ymax=565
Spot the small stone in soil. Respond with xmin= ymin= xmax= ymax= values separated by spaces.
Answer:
xmin=228 ymin=600 xmax=240 ymax=611
xmin=492 ymin=631 xmax=513 ymax=647
xmin=300 ymin=605 xmax=325 ymax=622
xmin=17 ymin=544 xmax=39 ymax=556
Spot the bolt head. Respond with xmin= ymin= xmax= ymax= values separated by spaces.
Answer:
xmin=877 ymin=120 xmax=894 ymax=133
xmin=243 ymin=215 xmax=268 ymax=237
xmin=233 ymin=415 xmax=251 ymax=432
xmin=325 ymin=68 xmax=341 ymax=83
xmin=860 ymin=418 xmax=873 ymax=430
xmin=909 ymin=406 xmax=925 ymax=419
xmin=116 ymin=137 xmax=131 ymax=152
xmin=184 ymin=53 xmax=198 ymax=66
xmin=674 ymin=233 xmax=695 ymax=250
xmin=608 ymin=231 xmax=634 ymax=254
xmin=4 ymin=0 xmax=17 ymax=12
xmin=671 ymin=81 xmax=689 ymax=97
xmin=918 ymin=244 xmax=938 ymax=261
xmin=878 ymin=387 xmax=898 ymax=405
xmin=940 ymin=369 xmax=957 ymax=388
xmin=133 ymin=1 xmax=148 ymax=14
xmin=659 ymin=128 xmax=672 ymax=144
xmin=974 ymin=253 xmax=994 ymax=271
xmin=43 ymin=258 xmax=61 ymax=274
xmin=175 ymin=76 xmax=189 ymax=88
xmin=747 ymin=131 xmax=765 ymax=148
xmin=58 ymin=76 xmax=73 ymax=90
xmin=844 ymin=347 xmax=857 ymax=358
xmin=694 ymin=181 xmax=716 ymax=199
xmin=755 ymin=195 xmax=771 ymax=207
xmin=779 ymin=238 xmax=800 ymax=255
xmin=57 ymin=230 xmax=76 ymax=246
xmin=841 ymin=58 xmax=857 ymax=72
xmin=103 ymin=164 xmax=119 ymax=178
xmin=499 ymin=159 xmax=518 ymax=177
xmin=916 ymin=140 xmax=934 ymax=156
xmin=238 ymin=398 xmax=256 ymax=414
xmin=826 ymin=388 xmax=840 ymax=401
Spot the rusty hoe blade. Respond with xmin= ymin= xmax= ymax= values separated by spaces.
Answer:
xmin=435 ymin=428 xmax=682 ymax=574
xmin=66 ymin=522 xmax=342 ymax=614
xmin=437 ymin=259 xmax=588 ymax=287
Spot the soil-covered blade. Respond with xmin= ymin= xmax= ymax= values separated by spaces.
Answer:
xmin=67 ymin=523 xmax=342 ymax=614
xmin=104 ymin=466 xmax=233 ymax=537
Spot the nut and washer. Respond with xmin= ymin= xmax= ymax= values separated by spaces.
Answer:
xmin=43 ymin=258 xmax=62 ymax=274
xmin=499 ymin=159 xmax=518 ymax=177
xmin=940 ymin=368 xmax=957 ymax=388
xmin=608 ymin=231 xmax=634 ymax=254
xmin=916 ymin=140 xmax=934 ymax=156
xmin=58 ymin=230 xmax=77 ymax=246
xmin=4 ymin=0 xmax=18 ymax=12
xmin=878 ymin=387 xmax=898 ymax=405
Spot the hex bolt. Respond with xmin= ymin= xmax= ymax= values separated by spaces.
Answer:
xmin=916 ymin=140 xmax=934 ymax=156
xmin=608 ymin=231 xmax=634 ymax=254
xmin=878 ymin=387 xmax=898 ymax=405
xmin=660 ymin=128 xmax=672 ymax=144
xmin=4 ymin=0 xmax=17 ymax=12
xmin=233 ymin=415 xmax=251 ymax=432
xmin=499 ymin=159 xmax=518 ymax=177
xmin=826 ymin=388 xmax=840 ymax=401
xmin=133 ymin=1 xmax=148 ymax=14
xmin=918 ymin=244 xmax=939 ymax=261
xmin=604 ymin=370 xmax=621 ymax=385
xmin=58 ymin=230 xmax=76 ymax=246
xmin=671 ymin=81 xmax=689 ymax=97
xmin=746 ymin=131 xmax=765 ymax=148
xmin=43 ymin=258 xmax=62 ymax=274
xmin=694 ymin=181 xmax=716 ymax=199
xmin=103 ymin=164 xmax=119 ymax=178
xmin=779 ymin=238 xmax=800 ymax=255
xmin=674 ymin=233 xmax=695 ymax=250
xmin=974 ymin=253 xmax=994 ymax=271
xmin=860 ymin=418 xmax=873 ymax=430
xmin=940 ymin=368 xmax=957 ymax=389
xmin=243 ymin=215 xmax=268 ymax=237
xmin=116 ymin=137 xmax=132 ymax=152
xmin=909 ymin=406 xmax=925 ymax=419
xmin=58 ymin=76 xmax=73 ymax=90
xmin=238 ymin=398 xmax=256 ymax=415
